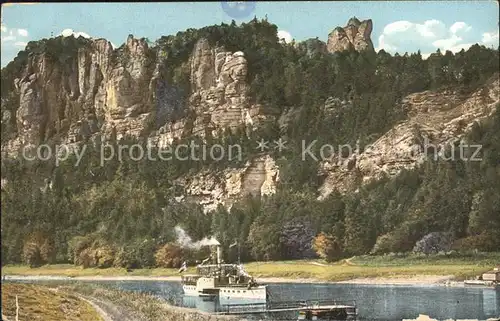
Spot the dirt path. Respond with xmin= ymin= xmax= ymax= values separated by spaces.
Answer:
xmin=77 ymin=294 xmax=135 ymax=321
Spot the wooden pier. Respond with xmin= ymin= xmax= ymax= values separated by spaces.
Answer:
xmin=215 ymin=299 xmax=357 ymax=318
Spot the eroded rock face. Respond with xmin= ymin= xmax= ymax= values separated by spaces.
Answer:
xmin=1 ymin=35 xmax=278 ymax=212
xmin=318 ymin=74 xmax=500 ymax=199
xmin=150 ymin=38 xmax=273 ymax=147
xmin=2 ymin=35 xmax=155 ymax=155
xmin=1 ymin=36 xmax=272 ymax=156
xmin=327 ymin=17 xmax=374 ymax=53
xmin=178 ymin=155 xmax=279 ymax=213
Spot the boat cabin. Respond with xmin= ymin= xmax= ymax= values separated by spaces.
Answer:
xmin=181 ymin=274 xmax=200 ymax=285
xmin=482 ymin=269 xmax=500 ymax=282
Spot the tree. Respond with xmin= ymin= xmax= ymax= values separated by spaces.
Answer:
xmin=155 ymin=243 xmax=185 ymax=268
xmin=312 ymin=232 xmax=343 ymax=262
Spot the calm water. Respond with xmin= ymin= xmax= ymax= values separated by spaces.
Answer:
xmin=5 ymin=279 xmax=500 ymax=320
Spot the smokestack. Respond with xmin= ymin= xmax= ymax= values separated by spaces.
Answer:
xmin=216 ymin=245 xmax=221 ymax=265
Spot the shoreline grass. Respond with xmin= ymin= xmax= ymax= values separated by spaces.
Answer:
xmin=2 ymin=253 xmax=498 ymax=282
xmin=1 ymin=283 xmax=104 ymax=321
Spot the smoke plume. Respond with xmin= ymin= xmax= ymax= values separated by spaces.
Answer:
xmin=174 ymin=226 xmax=220 ymax=249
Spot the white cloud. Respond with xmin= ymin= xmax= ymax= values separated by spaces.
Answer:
xmin=482 ymin=30 xmax=499 ymax=47
xmin=17 ymin=29 xmax=28 ymax=37
xmin=277 ymin=30 xmax=292 ymax=43
xmin=421 ymin=53 xmax=432 ymax=60
xmin=1 ymin=34 xmax=15 ymax=42
xmin=432 ymin=34 xmax=462 ymax=49
xmin=414 ymin=19 xmax=447 ymax=38
xmin=1 ymin=25 xmax=29 ymax=44
xmin=377 ymin=34 xmax=397 ymax=51
xmin=376 ymin=19 xmax=447 ymax=52
xmin=14 ymin=41 xmax=27 ymax=48
xmin=449 ymin=22 xmax=472 ymax=35
xmin=60 ymin=28 xmax=91 ymax=39
xmin=1 ymin=23 xmax=31 ymax=67
xmin=383 ymin=21 xmax=413 ymax=35
xmin=429 ymin=22 xmax=473 ymax=53
xmin=376 ymin=19 xmax=493 ymax=54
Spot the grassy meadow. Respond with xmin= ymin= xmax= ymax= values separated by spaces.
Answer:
xmin=2 ymin=252 xmax=498 ymax=282
xmin=1 ymin=283 xmax=104 ymax=321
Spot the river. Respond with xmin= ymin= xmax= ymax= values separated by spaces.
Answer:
xmin=5 ymin=279 xmax=500 ymax=320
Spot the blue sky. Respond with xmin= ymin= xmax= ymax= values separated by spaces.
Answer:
xmin=1 ymin=1 xmax=499 ymax=66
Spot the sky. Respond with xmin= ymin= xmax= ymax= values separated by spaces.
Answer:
xmin=1 ymin=1 xmax=499 ymax=67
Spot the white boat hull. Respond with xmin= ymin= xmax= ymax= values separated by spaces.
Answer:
xmin=182 ymin=284 xmax=267 ymax=300
xmin=218 ymin=286 xmax=267 ymax=300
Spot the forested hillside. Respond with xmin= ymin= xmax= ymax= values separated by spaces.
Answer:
xmin=1 ymin=18 xmax=499 ymax=268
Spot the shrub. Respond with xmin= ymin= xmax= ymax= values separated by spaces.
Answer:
xmin=412 ymin=232 xmax=453 ymax=255
xmin=114 ymin=246 xmax=139 ymax=269
xmin=22 ymin=242 xmax=43 ymax=268
xmin=68 ymin=236 xmax=93 ymax=265
xmin=453 ymin=231 xmax=500 ymax=252
xmin=69 ymin=236 xmax=116 ymax=268
xmin=312 ymin=232 xmax=344 ymax=262
xmin=22 ymin=232 xmax=55 ymax=267
xmin=155 ymin=243 xmax=185 ymax=268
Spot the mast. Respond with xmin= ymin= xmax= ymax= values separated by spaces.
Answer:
xmin=238 ymin=242 xmax=241 ymax=265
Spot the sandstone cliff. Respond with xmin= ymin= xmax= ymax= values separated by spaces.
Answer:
xmin=1 ymin=35 xmax=272 ymax=153
xmin=318 ymin=74 xmax=500 ymax=199
xmin=0 ymin=34 xmax=279 ymax=212
xmin=1 ymin=24 xmax=498 ymax=213
xmin=327 ymin=17 xmax=374 ymax=53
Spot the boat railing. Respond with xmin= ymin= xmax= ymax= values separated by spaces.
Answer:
xmin=218 ymin=302 xmax=267 ymax=313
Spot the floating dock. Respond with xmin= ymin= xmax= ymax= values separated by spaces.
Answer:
xmin=215 ymin=299 xmax=357 ymax=319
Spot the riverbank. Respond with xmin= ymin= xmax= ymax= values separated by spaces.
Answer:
xmin=3 ymin=253 xmax=497 ymax=286
xmin=1 ymin=282 xmax=244 ymax=321
xmin=1 ymin=274 xmax=464 ymax=287
xmin=1 ymin=283 xmax=105 ymax=321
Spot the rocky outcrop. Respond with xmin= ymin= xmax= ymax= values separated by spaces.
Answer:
xmin=149 ymin=38 xmax=274 ymax=147
xmin=178 ymin=155 xmax=279 ymax=213
xmin=327 ymin=17 xmax=374 ymax=53
xmin=1 ymin=35 xmax=273 ymax=156
xmin=0 ymin=34 xmax=279 ymax=212
xmin=2 ymin=35 xmax=155 ymax=155
xmin=318 ymin=74 xmax=500 ymax=199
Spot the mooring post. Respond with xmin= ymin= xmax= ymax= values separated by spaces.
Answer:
xmin=15 ymin=295 xmax=19 ymax=321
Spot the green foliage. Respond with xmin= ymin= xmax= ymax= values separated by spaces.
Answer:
xmin=1 ymin=19 xmax=499 ymax=266
xmin=154 ymin=243 xmax=185 ymax=268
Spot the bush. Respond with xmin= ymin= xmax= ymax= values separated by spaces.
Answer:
xmin=312 ymin=232 xmax=344 ymax=262
xmin=69 ymin=236 xmax=116 ymax=268
xmin=453 ymin=231 xmax=500 ymax=252
xmin=114 ymin=246 xmax=139 ymax=269
xmin=22 ymin=232 xmax=55 ymax=267
xmin=413 ymin=232 xmax=453 ymax=255
xmin=68 ymin=236 xmax=93 ymax=265
xmin=93 ymin=245 xmax=115 ymax=268
xmin=155 ymin=243 xmax=185 ymax=268
xmin=372 ymin=222 xmax=423 ymax=254
xmin=22 ymin=242 xmax=43 ymax=268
